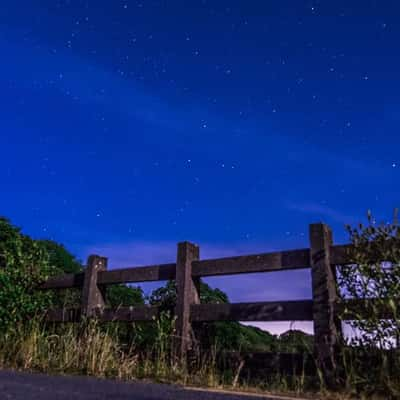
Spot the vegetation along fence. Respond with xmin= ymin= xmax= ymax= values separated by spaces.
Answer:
xmin=41 ymin=223 xmax=389 ymax=382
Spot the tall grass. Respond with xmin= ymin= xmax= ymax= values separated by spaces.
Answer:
xmin=0 ymin=319 xmax=138 ymax=379
xmin=0 ymin=318 xmax=398 ymax=399
xmin=0 ymin=317 xmax=222 ymax=387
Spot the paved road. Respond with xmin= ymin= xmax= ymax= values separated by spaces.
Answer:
xmin=0 ymin=370 xmax=295 ymax=400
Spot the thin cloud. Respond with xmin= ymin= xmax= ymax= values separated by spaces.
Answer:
xmin=83 ymin=240 xmax=276 ymax=269
xmin=1 ymin=28 xmax=385 ymax=179
xmin=286 ymin=201 xmax=359 ymax=225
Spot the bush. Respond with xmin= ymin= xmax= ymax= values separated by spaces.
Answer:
xmin=337 ymin=211 xmax=400 ymax=398
xmin=0 ymin=217 xmax=56 ymax=332
xmin=338 ymin=211 xmax=400 ymax=348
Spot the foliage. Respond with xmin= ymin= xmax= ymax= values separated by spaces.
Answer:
xmin=0 ymin=215 xmax=307 ymax=355
xmin=148 ymin=280 xmax=177 ymax=310
xmin=149 ymin=280 xmax=227 ymax=307
xmin=335 ymin=212 xmax=400 ymax=398
xmin=38 ymin=240 xmax=83 ymax=274
xmin=38 ymin=236 xmax=145 ymax=308
xmin=340 ymin=345 xmax=400 ymax=399
xmin=205 ymin=322 xmax=278 ymax=352
xmin=39 ymin=239 xmax=145 ymax=308
xmin=0 ymin=217 xmax=56 ymax=332
xmin=0 ymin=319 xmax=139 ymax=379
xmin=278 ymin=330 xmax=313 ymax=353
xmin=148 ymin=280 xmax=278 ymax=352
xmin=0 ymin=217 xmax=146 ymax=328
xmin=107 ymin=284 xmax=145 ymax=307
xmin=6 ymin=213 xmax=400 ymax=397
xmin=35 ymin=240 xmax=83 ymax=308
xmin=338 ymin=212 xmax=400 ymax=348
xmin=199 ymin=284 xmax=228 ymax=304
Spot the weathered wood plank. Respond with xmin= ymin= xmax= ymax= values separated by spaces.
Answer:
xmin=192 ymin=248 xmax=311 ymax=277
xmin=41 ymin=273 xmax=85 ymax=289
xmin=46 ymin=308 xmax=81 ymax=322
xmin=190 ymin=300 xmax=313 ymax=322
xmin=47 ymin=301 xmax=314 ymax=324
xmin=45 ymin=306 xmax=160 ymax=322
xmin=330 ymin=244 xmax=354 ymax=265
xmin=309 ymin=223 xmax=341 ymax=386
xmin=97 ymin=263 xmax=176 ymax=285
xmin=82 ymin=255 xmax=107 ymax=317
xmin=175 ymin=242 xmax=200 ymax=358
xmin=96 ymin=306 xmax=160 ymax=321
xmin=40 ymin=244 xmax=354 ymax=291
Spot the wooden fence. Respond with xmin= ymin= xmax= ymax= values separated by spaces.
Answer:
xmin=40 ymin=223 xmax=378 ymax=382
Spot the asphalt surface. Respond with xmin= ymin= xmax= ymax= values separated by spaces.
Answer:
xmin=0 ymin=370 xmax=295 ymax=400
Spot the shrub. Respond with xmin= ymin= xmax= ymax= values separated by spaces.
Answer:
xmin=0 ymin=217 xmax=56 ymax=332
xmin=338 ymin=211 xmax=400 ymax=348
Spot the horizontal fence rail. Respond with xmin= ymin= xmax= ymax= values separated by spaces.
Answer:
xmin=46 ymin=299 xmax=391 ymax=324
xmin=330 ymin=244 xmax=354 ymax=265
xmin=41 ymin=273 xmax=85 ymax=289
xmin=192 ymin=248 xmax=312 ymax=277
xmin=190 ymin=300 xmax=314 ymax=322
xmin=38 ymin=223 xmax=383 ymax=384
xmin=97 ymin=263 xmax=176 ymax=285
xmin=41 ymin=244 xmax=354 ymax=290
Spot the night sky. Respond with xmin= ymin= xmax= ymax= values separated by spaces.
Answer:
xmin=1 ymin=1 xmax=399 ymax=334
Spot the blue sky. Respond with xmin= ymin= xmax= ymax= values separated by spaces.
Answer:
xmin=1 ymin=1 xmax=399 ymax=333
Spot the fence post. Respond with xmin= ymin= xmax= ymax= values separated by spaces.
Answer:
xmin=82 ymin=254 xmax=108 ymax=317
xmin=175 ymin=241 xmax=200 ymax=361
xmin=309 ymin=223 xmax=342 ymax=386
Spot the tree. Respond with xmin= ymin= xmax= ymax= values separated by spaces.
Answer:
xmin=0 ymin=216 xmax=302 ymax=354
xmin=335 ymin=212 xmax=400 ymax=398
xmin=338 ymin=212 xmax=400 ymax=348
xmin=148 ymin=280 xmax=278 ymax=352
xmin=39 ymin=238 xmax=145 ymax=308
xmin=0 ymin=217 xmax=56 ymax=331
xmin=279 ymin=329 xmax=313 ymax=353
xmin=0 ymin=217 xmax=145 ymax=319
xmin=148 ymin=280 xmax=177 ymax=310
xmin=148 ymin=280 xmax=228 ymax=309
xmin=38 ymin=240 xmax=82 ymax=274
xmin=107 ymin=284 xmax=145 ymax=307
